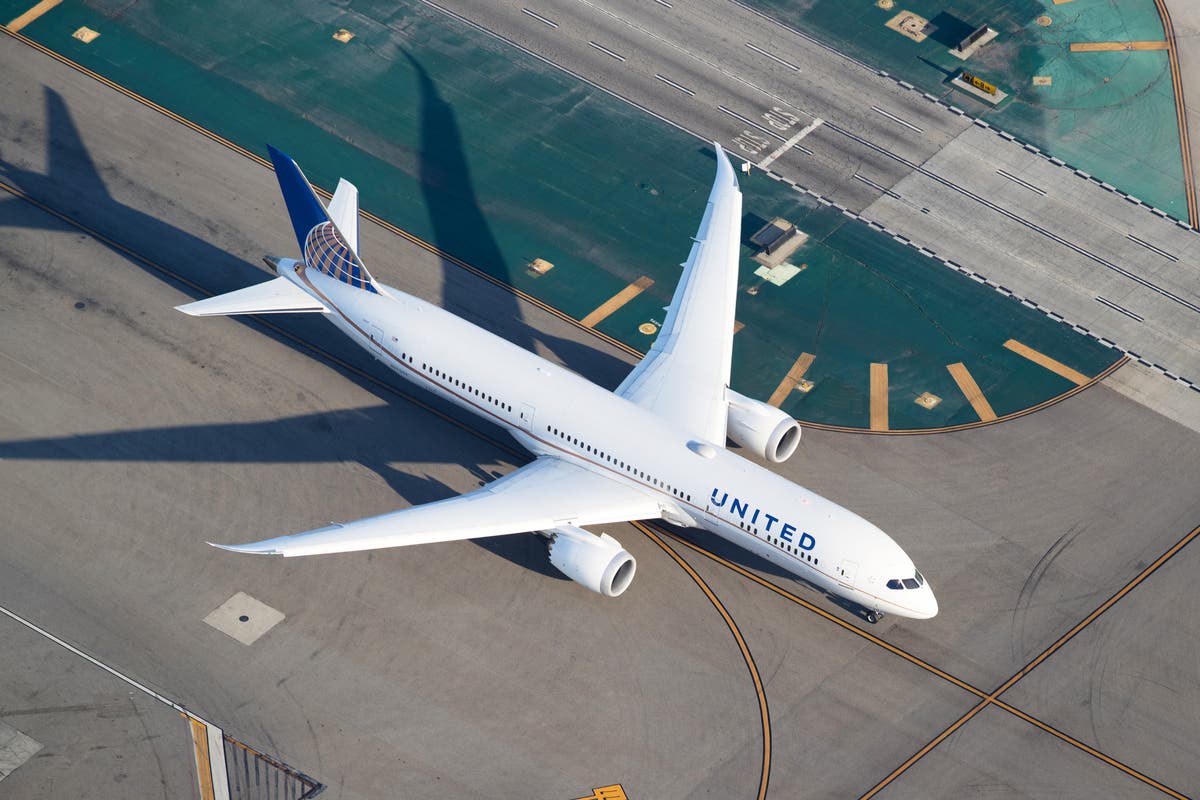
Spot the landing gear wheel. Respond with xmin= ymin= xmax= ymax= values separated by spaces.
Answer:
xmin=866 ymin=610 xmax=884 ymax=624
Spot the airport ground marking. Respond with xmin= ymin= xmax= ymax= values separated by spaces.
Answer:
xmin=860 ymin=522 xmax=1200 ymax=799
xmin=7 ymin=171 xmax=1182 ymax=798
xmin=1004 ymin=339 xmax=1090 ymax=385
xmin=636 ymin=524 xmax=771 ymax=800
xmin=0 ymin=180 xmax=524 ymax=463
xmin=946 ymin=362 xmax=996 ymax=421
xmin=1152 ymin=0 xmax=1200 ymax=228
xmin=1069 ymin=41 xmax=1169 ymax=51
xmin=869 ymin=362 xmax=889 ymax=431
xmin=573 ymin=785 xmax=629 ymax=800
xmin=581 ymin=276 xmax=655 ymax=328
xmin=0 ymin=25 xmax=1139 ymax=434
xmin=5 ymin=0 xmax=61 ymax=32
xmin=767 ymin=352 xmax=814 ymax=407
xmin=656 ymin=522 xmax=1198 ymax=799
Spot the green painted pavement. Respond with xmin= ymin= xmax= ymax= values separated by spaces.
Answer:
xmin=1 ymin=0 xmax=1120 ymax=430
xmin=746 ymin=0 xmax=1187 ymax=218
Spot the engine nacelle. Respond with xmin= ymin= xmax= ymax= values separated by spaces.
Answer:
xmin=547 ymin=526 xmax=636 ymax=598
xmin=726 ymin=389 xmax=801 ymax=463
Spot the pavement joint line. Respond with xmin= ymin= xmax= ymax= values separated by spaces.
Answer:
xmin=635 ymin=523 xmax=771 ymax=800
xmin=652 ymin=518 xmax=1196 ymax=800
xmin=10 ymin=12 xmax=1194 ymax=793
xmin=859 ymin=522 xmax=1200 ymax=799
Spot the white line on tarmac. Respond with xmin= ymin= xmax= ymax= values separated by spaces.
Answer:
xmin=758 ymin=118 xmax=823 ymax=168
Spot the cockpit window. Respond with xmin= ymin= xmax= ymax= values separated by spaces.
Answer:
xmin=888 ymin=571 xmax=926 ymax=590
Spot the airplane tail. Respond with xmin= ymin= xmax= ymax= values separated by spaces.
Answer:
xmin=266 ymin=145 xmax=379 ymax=294
xmin=176 ymin=148 xmax=378 ymax=317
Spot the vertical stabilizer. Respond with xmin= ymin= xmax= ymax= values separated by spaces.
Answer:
xmin=327 ymin=179 xmax=360 ymax=254
xmin=266 ymin=146 xmax=378 ymax=294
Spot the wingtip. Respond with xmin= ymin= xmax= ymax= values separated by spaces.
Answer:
xmin=208 ymin=541 xmax=281 ymax=555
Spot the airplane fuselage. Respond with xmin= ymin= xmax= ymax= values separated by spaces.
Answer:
xmin=283 ymin=258 xmax=937 ymax=621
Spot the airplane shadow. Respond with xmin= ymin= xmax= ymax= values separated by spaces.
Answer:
xmin=404 ymin=52 xmax=632 ymax=390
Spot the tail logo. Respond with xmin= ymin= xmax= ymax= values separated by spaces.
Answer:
xmin=303 ymin=222 xmax=378 ymax=293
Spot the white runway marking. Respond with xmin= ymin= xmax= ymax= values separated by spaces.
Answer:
xmin=758 ymin=118 xmax=823 ymax=168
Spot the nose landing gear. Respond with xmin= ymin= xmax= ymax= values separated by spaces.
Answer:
xmin=866 ymin=609 xmax=885 ymax=624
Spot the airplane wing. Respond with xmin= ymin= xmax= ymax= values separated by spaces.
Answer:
xmin=211 ymin=456 xmax=662 ymax=556
xmin=615 ymin=143 xmax=743 ymax=444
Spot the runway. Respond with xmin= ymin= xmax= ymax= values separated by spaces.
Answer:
xmin=1 ymin=13 xmax=1199 ymax=800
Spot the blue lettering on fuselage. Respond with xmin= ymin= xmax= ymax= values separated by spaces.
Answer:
xmin=710 ymin=487 xmax=816 ymax=551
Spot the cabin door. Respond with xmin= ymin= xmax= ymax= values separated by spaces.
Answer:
xmin=518 ymin=403 xmax=536 ymax=432
xmin=838 ymin=559 xmax=859 ymax=587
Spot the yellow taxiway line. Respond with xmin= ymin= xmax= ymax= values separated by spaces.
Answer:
xmin=1004 ymin=339 xmax=1089 ymax=385
xmin=1070 ymin=41 xmax=1168 ymax=51
xmin=580 ymin=276 xmax=654 ymax=328
xmin=869 ymin=363 xmax=889 ymax=431
xmin=946 ymin=362 xmax=997 ymax=421
xmin=767 ymin=352 xmax=815 ymax=407
xmin=6 ymin=0 xmax=62 ymax=32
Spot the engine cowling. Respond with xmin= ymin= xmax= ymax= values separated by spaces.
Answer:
xmin=726 ymin=389 xmax=801 ymax=463
xmin=547 ymin=526 xmax=637 ymax=597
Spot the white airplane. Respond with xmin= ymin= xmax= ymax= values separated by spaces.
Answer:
xmin=178 ymin=144 xmax=936 ymax=623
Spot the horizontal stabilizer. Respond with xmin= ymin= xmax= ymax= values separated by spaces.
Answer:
xmin=175 ymin=276 xmax=327 ymax=316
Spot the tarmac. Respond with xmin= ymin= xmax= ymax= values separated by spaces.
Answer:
xmin=2 ymin=22 xmax=1200 ymax=800
xmin=0 ymin=0 xmax=1127 ymax=433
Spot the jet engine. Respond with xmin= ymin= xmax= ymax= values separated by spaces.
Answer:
xmin=547 ymin=526 xmax=637 ymax=597
xmin=726 ymin=389 xmax=801 ymax=463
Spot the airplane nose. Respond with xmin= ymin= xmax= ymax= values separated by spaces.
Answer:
xmin=917 ymin=582 xmax=939 ymax=619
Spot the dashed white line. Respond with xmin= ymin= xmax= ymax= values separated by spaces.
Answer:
xmin=655 ymin=73 xmax=695 ymax=96
xmin=1126 ymin=233 xmax=1178 ymax=262
xmin=717 ymin=105 xmax=779 ymax=137
xmin=588 ymin=41 xmax=625 ymax=61
xmin=758 ymin=117 xmax=823 ymax=167
xmin=520 ymin=8 xmax=557 ymax=27
xmin=745 ymin=42 xmax=799 ymax=71
xmin=1096 ymin=296 xmax=1145 ymax=322
xmin=996 ymin=169 xmax=1047 ymax=196
xmin=653 ymin=0 xmax=672 ymax=7
xmin=871 ymin=105 xmax=923 ymax=133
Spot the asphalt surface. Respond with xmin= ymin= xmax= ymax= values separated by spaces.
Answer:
xmin=1 ymin=21 xmax=1200 ymax=800
xmin=428 ymin=0 xmax=1200 ymax=408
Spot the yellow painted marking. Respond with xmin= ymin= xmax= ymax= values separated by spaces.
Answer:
xmin=1004 ymin=339 xmax=1089 ymax=385
xmin=188 ymin=716 xmax=216 ymax=800
xmin=5 ymin=0 xmax=61 ymax=31
xmin=869 ymin=362 xmax=888 ymax=431
xmin=1052 ymin=0 xmax=1074 ymax=4
xmin=636 ymin=524 xmax=770 ymax=800
xmin=580 ymin=276 xmax=654 ymax=328
xmin=573 ymin=785 xmax=629 ymax=800
xmin=946 ymin=363 xmax=996 ymax=421
xmin=767 ymin=352 xmax=815 ymax=406
xmin=1070 ymin=41 xmax=1168 ymax=51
